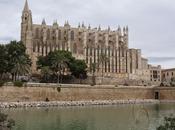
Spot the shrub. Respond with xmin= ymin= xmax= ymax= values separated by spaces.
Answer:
xmin=57 ymin=87 xmax=61 ymax=92
xmin=7 ymin=119 xmax=15 ymax=129
xmin=170 ymin=82 xmax=175 ymax=87
xmin=160 ymin=82 xmax=164 ymax=87
xmin=45 ymin=97 xmax=49 ymax=102
xmin=0 ymin=112 xmax=7 ymax=123
xmin=13 ymin=81 xmax=23 ymax=87
xmin=90 ymin=83 xmax=95 ymax=86
xmin=0 ymin=80 xmax=5 ymax=87
xmin=124 ymin=83 xmax=129 ymax=86
xmin=0 ymin=112 xmax=15 ymax=129
xmin=115 ymin=84 xmax=118 ymax=87
xmin=157 ymin=116 xmax=175 ymax=130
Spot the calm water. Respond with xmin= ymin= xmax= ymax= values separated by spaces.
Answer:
xmin=2 ymin=103 xmax=175 ymax=130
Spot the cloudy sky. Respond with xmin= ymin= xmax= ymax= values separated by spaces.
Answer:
xmin=0 ymin=0 xmax=175 ymax=68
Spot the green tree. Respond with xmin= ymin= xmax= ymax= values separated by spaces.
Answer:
xmin=37 ymin=56 xmax=48 ymax=69
xmin=0 ymin=41 xmax=31 ymax=81
xmin=40 ymin=66 xmax=53 ymax=83
xmin=69 ymin=59 xmax=87 ymax=83
xmin=170 ymin=78 xmax=175 ymax=87
xmin=6 ymin=41 xmax=31 ymax=81
xmin=157 ymin=116 xmax=175 ymax=130
xmin=0 ymin=112 xmax=15 ymax=130
xmin=47 ymin=50 xmax=70 ymax=83
xmin=11 ymin=55 xmax=31 ymax=80
xmin=0 ymin=45 xmax=8 ymax=80
xmin=37 ymin=50 xmax=87 ymax=83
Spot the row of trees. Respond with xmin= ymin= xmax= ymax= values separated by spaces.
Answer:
xmin=0 ymin=41 xmax=88 ymax=83
xmin=0 ymin=41 xmax=31 ymax=81
xmin=37 ymin=50 xmax=87 ymax=83
xmin=37 ymin=51 xmax=109 ymax=84
xmin=0 ymin=40 xmax=109 ymax=84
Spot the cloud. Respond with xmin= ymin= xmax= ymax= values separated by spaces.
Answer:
xmin=0 ymin=0 xmax=175 ymax=68
xmin=149 ymin=57 xmax=175 ymax=62
xmin=148 ymin=57 xmax=175 ymax=69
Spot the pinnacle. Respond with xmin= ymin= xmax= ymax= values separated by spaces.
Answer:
xmin=42 ymin=18 xmax=46 ymax=25
xmin=23 ymin=0 xmax=29 ymax=11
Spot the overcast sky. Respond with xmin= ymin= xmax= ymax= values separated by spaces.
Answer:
xmin=0 ymin=0 xmax=175 ymax=68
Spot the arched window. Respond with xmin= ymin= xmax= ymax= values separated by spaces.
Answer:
xmin=42 ymin=45 xmax=44 ymax=56
xmin=71 ymin=31 xmax=74 ymax=41
xmin=45 ymin=43 xmax=48 ymax=55
xmin=58 ymin=30 xmax=61 ymax=40
xmin=52 ymin=30 xmax=56 ymax=40
xmin=35 ymin=28 xmax=39 ymax=39
xmin=73 ymin=43 xmax=77 ymax=54
xmin=37 ymin=42 xmax=40 ymax=53
xmin=47 ymin=29 xmax=50 ymax=39
xmin=122 ymin=47 xmax=125 ymax=57
xmin=33 ymin=42 xmax=36 ymax=52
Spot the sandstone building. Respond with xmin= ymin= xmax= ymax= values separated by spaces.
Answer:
xmin=148 ymin=65 xmax=162 ymax=85
xmin=162 ymin=68 xmax=175 ymax=82
xmin=21 ymin=0 xmax=160 ymax=85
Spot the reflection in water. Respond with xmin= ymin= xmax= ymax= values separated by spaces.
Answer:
xmin=154 ymin=104 xmax=160 ymax=118
xmin=1 ymin=103 xmax=175 ymax=130
xmin=129 ymin=104 xmax=150 ymax=130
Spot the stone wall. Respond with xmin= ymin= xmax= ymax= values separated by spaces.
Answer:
xmin=154 ymin=87 xmax=175 ymax=100
xmin=0 ymin=85 xmax=174 ymax=102
xmin=0 ymin=85 xmax=152 ymax=102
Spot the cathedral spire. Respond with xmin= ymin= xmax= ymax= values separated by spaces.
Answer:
xmin=123 ymin=27 xmax=126 ymax=34
xmin=126 ymin=26 xmax=128 ymax=33
xmin=98 ymin=25 xmax=101 ymax=31
xmin=23 ymin=0 xmax=29 ymax=11
xmin=88 ymin=24 xmax=91 ymax=29
xmin=108 ymin=26 xmax=110 ymax=31
xmin=118 ymin=26 xmax=122 ymax=35
xmin=42 ymin=18 xmax=46 ymax=25
xmin=53 ymin=20 xmax=58 ymax=27
xmin=82 ymin=22 xmax=85 ymax=28
xmin=118 ymin=26 xmax=121 ymax=32
xmin=78 ymin=23 xmax=81 ymax=28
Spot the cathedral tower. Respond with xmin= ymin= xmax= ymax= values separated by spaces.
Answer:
xmin=21 ymin=0 xmax=33 ymax=56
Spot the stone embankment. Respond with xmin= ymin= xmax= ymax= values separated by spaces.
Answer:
xmin=0 ymin=100 xmax=160 ymax=109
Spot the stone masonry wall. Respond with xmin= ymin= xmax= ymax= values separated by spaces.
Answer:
xmin=154 ymin=87 xmax=175 ymax=100
xmin=0 ymin=85 xmax=174 ymax=102
xmin=0 ymin=86 xmax=151 ymax=102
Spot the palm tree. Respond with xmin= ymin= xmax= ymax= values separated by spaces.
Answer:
xmin=6 ymin=41 xmax=31 ymax=81
xmin=11 ymin=55 xmax=31 ymax=81
xmin=51 ymin=54 xmax=68 ymax=83
xmin=99 ymin=53 xmax=109 ymax=84
xmin=40 ymin=66 xmax=52 ymax=82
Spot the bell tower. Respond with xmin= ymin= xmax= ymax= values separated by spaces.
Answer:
xmin=21 ymin=0 xmax=33 ymax=56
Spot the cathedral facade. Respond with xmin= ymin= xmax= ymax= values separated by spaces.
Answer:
xmin=21 ymin=0 xmax=156 ymax=84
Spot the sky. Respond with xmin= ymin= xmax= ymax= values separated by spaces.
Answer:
xmin=0 ymin=0 xmax=175 ymax=69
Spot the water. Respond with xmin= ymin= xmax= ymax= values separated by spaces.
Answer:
xmin=2 ymin=103 xmax=175 ymax=130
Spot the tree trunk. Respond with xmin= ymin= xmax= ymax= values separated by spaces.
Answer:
xmin=14 ymin=73 xmax=17 ymax=81
xmin=0 ymin=74 xmax=2 ymax=80
xmin=57 ymin=73 xmax=60 ymax=84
